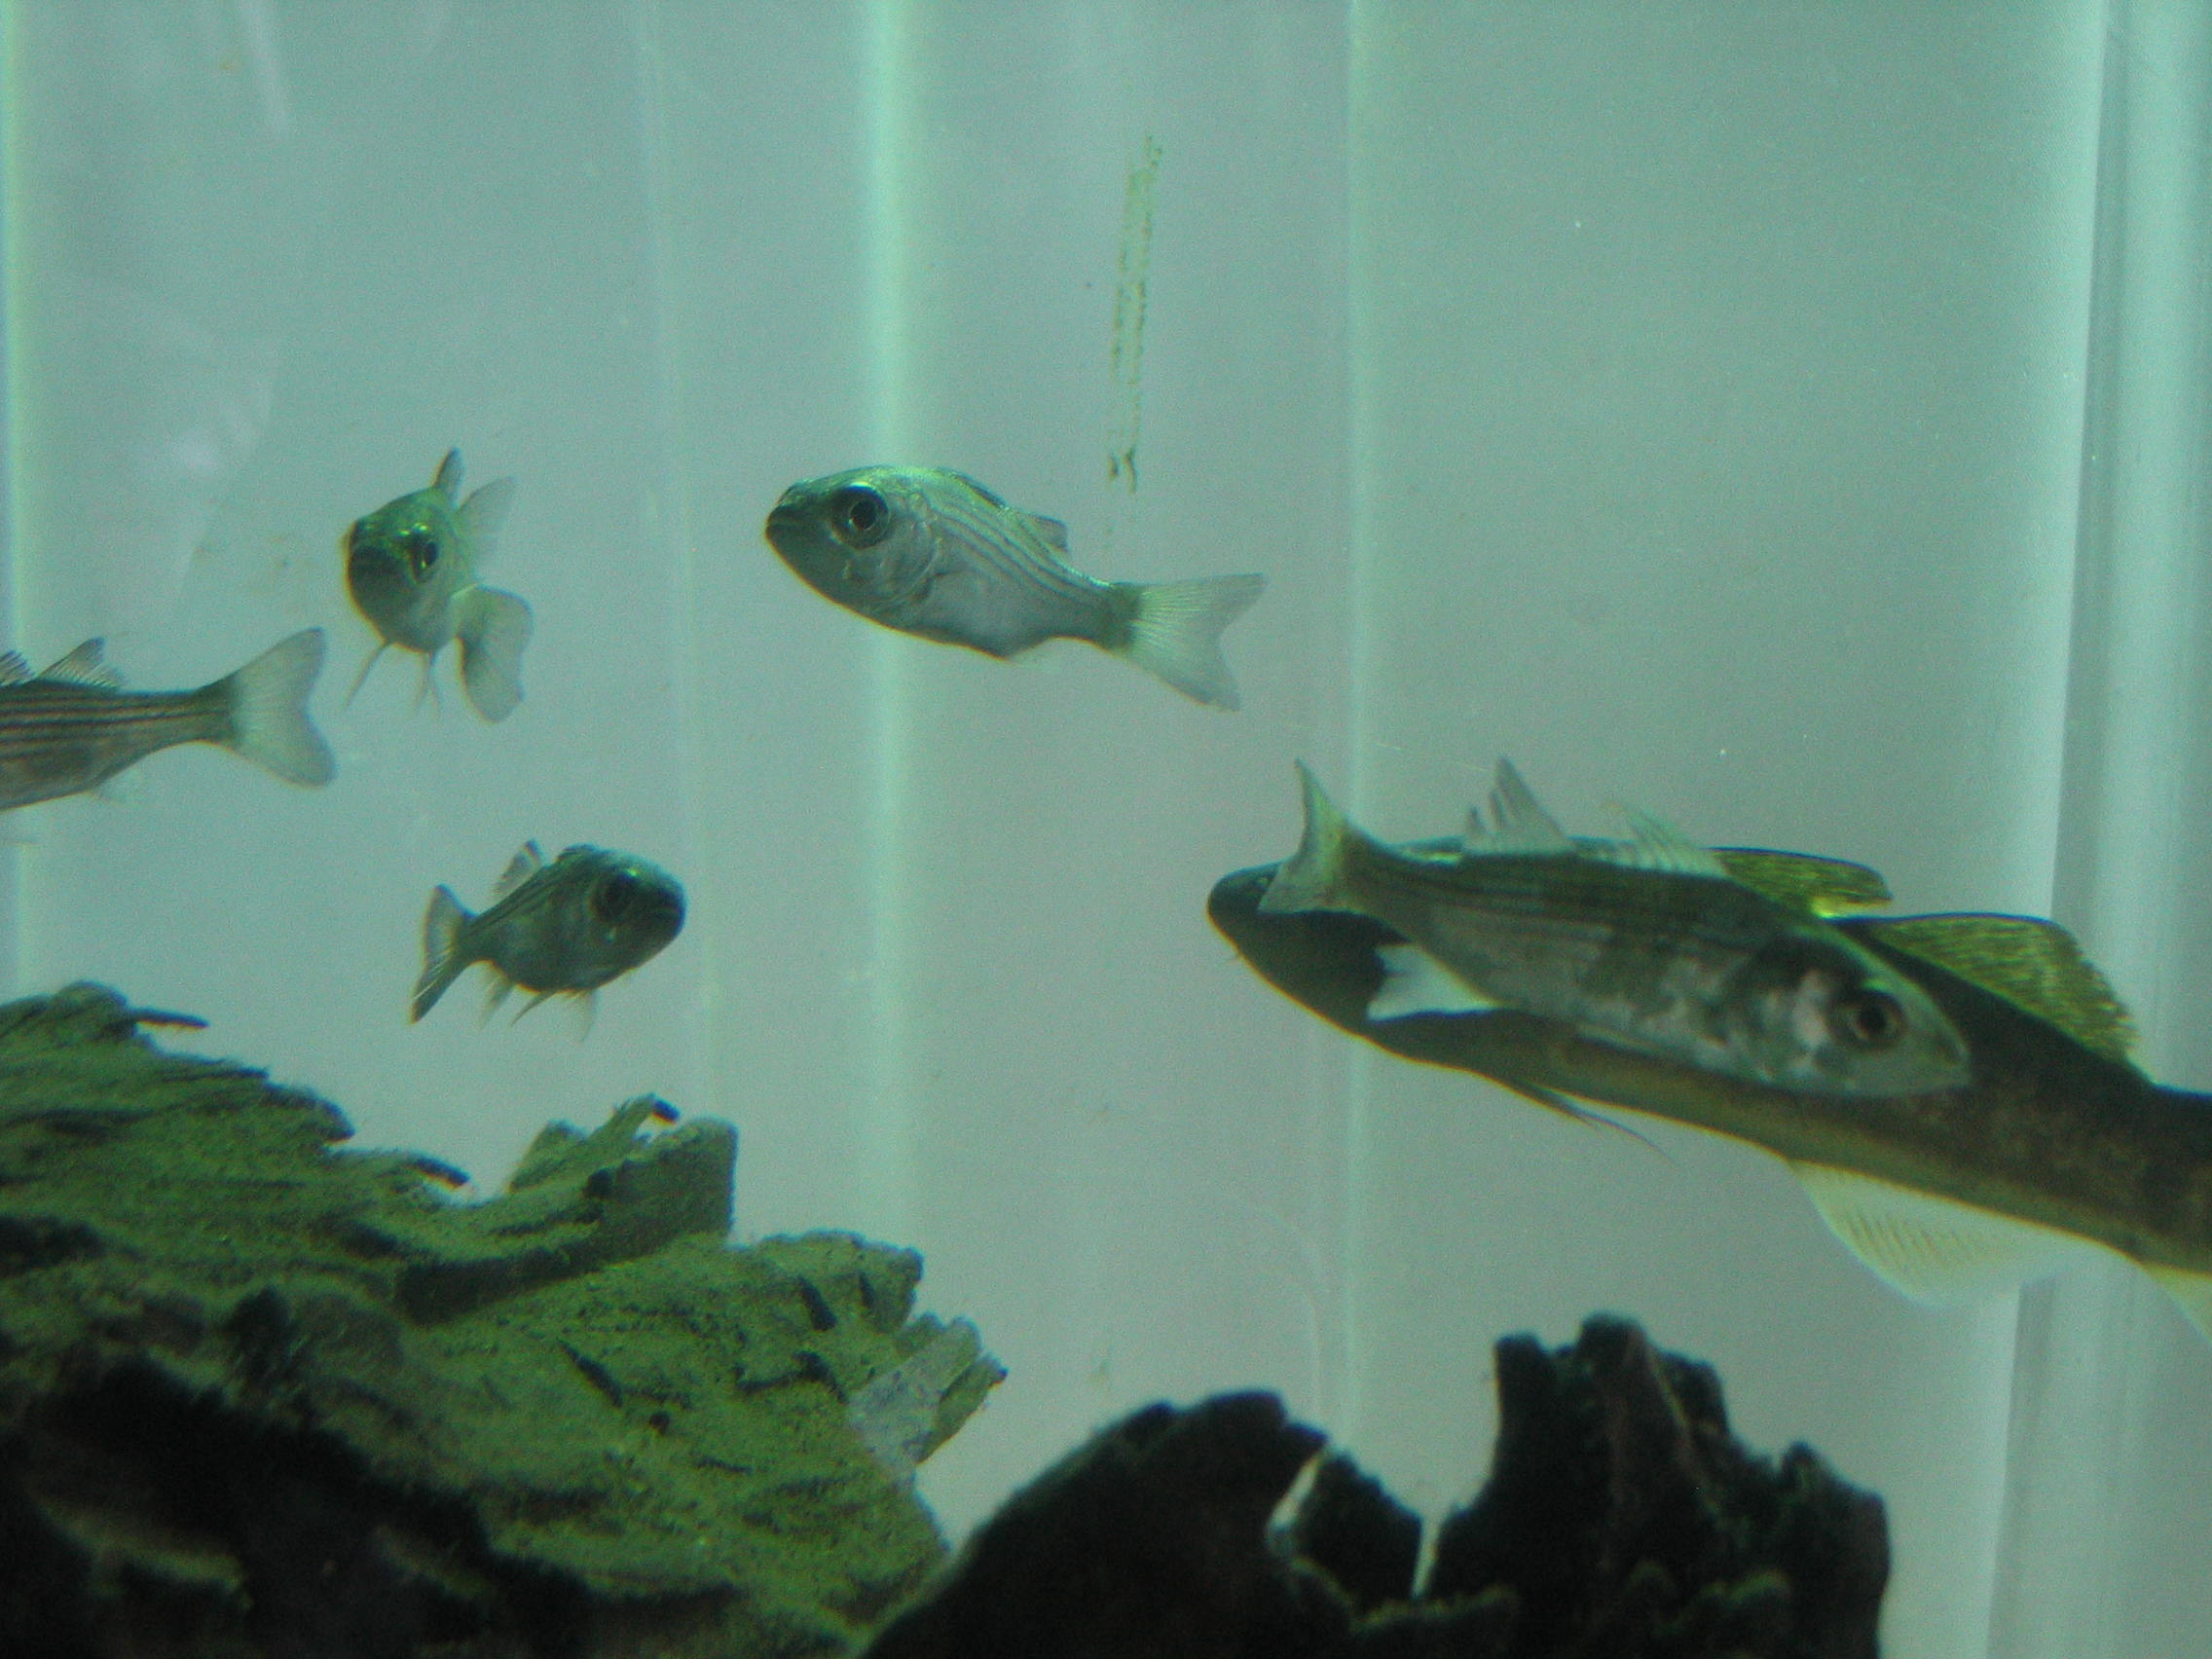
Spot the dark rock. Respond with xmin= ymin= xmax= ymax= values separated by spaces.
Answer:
xmin=862 ymin=1317 xmax=1886 ymax=1659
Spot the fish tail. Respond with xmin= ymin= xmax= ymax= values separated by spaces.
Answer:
xmin=454 ymin=585 xmax=534 ymax=723
xmin=1259 ymin=761 xmax=1355 ymax=915
xmin=210 ymin=629 xmax=337 ymax=786
xmin=1106 ymin=572 xmax=1264 ymax=709
xmin=412 ymin=886 xmax=474 ymax=1022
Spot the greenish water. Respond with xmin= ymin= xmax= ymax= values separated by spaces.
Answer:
xmin=4 ymin=6 xmax=2211 ymax=1655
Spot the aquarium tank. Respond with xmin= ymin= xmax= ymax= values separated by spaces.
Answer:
xmin=4 ymin=3 xmax=2211 ymax=1655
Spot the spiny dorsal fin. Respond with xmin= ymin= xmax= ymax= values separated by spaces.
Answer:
xmin=1790 ymin=1161 xmax=2096 ymax=1303
xmin=491 ymin=840 xmax=546 ymax=902
xmin=943 ymin=470 xmax=1008 ymax=509
xmin=0 ymin=652 xmax=31 ymax=686
xmin=40 ymin=640 xmax=123 ymax=688
xmin=1863 ymin=913 xmax=2136 ymax=1060
xmin=433 ymin=448 xmax=465 ymax=500
xmin=1713 ymin=848 xmax=1894 ymax=916
xmin=1464 ymin=757 xmax=1574 ymax=856
xmin=1615 ymin=806 xmax=1729 ymax=877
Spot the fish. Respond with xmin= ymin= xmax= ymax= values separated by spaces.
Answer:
xmin=763 ymin=465 xmax=1265 ymax=708
xmin=411 ymin=841 xmax=685 ymax=1025
xmin=0 ymin=629 xmax=334 ymax=808
xmin=1258 ymin=760 xmax=1970 ymax=1099
xmin=1210 ymin=780 xmax=2212 ymax=1342
xmin=344 ymin=449 xmax=534 ymax=722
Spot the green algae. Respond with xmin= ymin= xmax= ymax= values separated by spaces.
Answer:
xmin=0 ymin=983 xmax=1001 ymax=1657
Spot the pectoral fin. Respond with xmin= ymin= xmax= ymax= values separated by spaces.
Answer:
xmin=1368 ymin=942 xmax=1498 ymax=1021
xmin=2143 ymin=1265 xmax=2212 ymax=1343
xmin=1789 ymin=1161 xmax=2095 ymax=1303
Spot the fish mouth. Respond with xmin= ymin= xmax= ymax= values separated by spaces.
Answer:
xmin=763 ymin=489 xmax=812 ymax=534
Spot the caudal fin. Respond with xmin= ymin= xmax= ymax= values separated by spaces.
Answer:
xmin=412 ymin=885 xmax=474 ymax=1022
xmin=455 ymin=585 xmax=534 ymax=722
xmin=1258 ymin=761 xmax=1355 ymax=915
xmin=1109 ymin=572 xmax=1264 ymax=709
xmin=214 ymin=629 xmax=336 ymax=786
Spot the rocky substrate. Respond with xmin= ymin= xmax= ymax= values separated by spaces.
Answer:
xmin=0 ymin=983 xmax=1000 ymax=1659
xmin=864 ymin=1316 xmax=1888 ymax=1659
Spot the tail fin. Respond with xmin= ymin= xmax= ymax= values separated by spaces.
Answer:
xmin=455 ymin=585 xmax=534 ymax=723
xmin=213 ymin=629 xmax=336 ymax=786
xmin=1108 ymin=572 xmax=1264 ymax=709
xmin=412 ymin=886 xmax=473 ymax=1022
xmin=1259 ymin=761 xmax=1355 ymax=915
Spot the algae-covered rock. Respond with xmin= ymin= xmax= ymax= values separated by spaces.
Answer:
xmin=0 ymin=982 xmax=1001 ymax=1658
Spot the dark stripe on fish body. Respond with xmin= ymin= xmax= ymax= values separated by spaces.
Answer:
xmin=0 ymin=685 xmax=225 ymax=749
xmin=936 ymin=488 xmax=1102 ymax=608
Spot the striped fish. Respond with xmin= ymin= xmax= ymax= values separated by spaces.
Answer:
xmin=764 ymin=464 xmax=1264 ymax=708
xmin=0 ymin=630 xmax=334 ymax=809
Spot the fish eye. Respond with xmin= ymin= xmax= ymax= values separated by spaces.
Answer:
xmin=1834 ymin=988 xmax=1905 ymax=1050
xmin=592 ymin=870 xmax=644 ymax=923
xmin=830 ymin=485 xmax=892 ymax=548
xmin=403 ymin=530 xmax=440 ymax=579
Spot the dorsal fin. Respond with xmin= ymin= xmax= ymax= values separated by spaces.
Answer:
xmin=433 ymin=447 xmax=465 ymax=500
xmin=1714 ymin=848 xmax=1893 ymax=916
xmin=1790 ymin=1161 xmax=2096 ymax=1302
xmin=491 ymin=840 xmax=545 ymax=902
xmin=1464 ymin=757 xmax=1574 ymax=856
xmin=942 ymin=469 xmax=1008 ymax=509
xmin=40 ymin=640 xmax=124 ymax=688
xmin=1615 ymin=806 xmax=1728 ymax=877
xmin=0 ymin=652 xmax=32 ymax=686
xmin=1862 ymin=913 xmax=2136 ymax=1060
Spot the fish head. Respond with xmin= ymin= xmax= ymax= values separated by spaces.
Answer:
xmin=563 ymin=847 xmax=686 ymax=973
xmin=1721 ymin=929 xmax=1972 ymax=1096
xmin=763 ymin=467 xmax=941 ymax=624
xmin=344 ymin=486 xmax=464 ymax=647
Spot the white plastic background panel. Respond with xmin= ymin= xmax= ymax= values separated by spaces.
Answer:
xmin=2 ymin=5 xmax=2207 ymax=1655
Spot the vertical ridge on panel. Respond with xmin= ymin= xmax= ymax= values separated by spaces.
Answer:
xmin=2003 ymin=3 xmax=2212 ymax=1655
xmin=857 ymin=0 xmax=919 ymax=1243
xmin=1336 ymin=0 xmax=1387 ymax=1446
xmin=0 ymin=0 xmax=23 ymax=999
xmin=631 ymin=0 xmax=716 ymax=1126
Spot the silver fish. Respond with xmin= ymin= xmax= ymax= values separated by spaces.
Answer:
xmin=764 ymin=465 xmax=1265 ymax=708
xmin=0 ymin=630 xmax=334 ymax=808
xmin=412 ymin=841 xmax=685 ymax=1025
xmin=1260 ymin=759 xmax=1971 ymax=1099
xmin=344 ymin=449 xmax=534 ymax=722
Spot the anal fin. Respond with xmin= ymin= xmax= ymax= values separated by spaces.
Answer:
xmin=1790 ymin=1161 xmax=2095 ymax=1304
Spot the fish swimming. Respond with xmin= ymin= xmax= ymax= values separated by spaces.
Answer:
xmin=1212 ymin=772 xmax=2212 ymax=1341
xmin=0 ymin=629 xmax=334 ymax=808
xmin=1259 ymin=760 xmax=1970 ymax=1098
xmin=344 ymin=449 xmax=534 ymax=722
xmin=412 ymin=841 xmax=685 ymax=1025
xmin=763 ymin=465 xmax=1265 ymax=708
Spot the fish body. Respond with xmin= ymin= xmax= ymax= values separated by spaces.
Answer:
xmin=412 ymin=841 xmax=685 ymax=1023
xmin=1259 ymin=761 xmax=1969 ymax=1099
xmin=0 ymin=630 xmax=334 ymax=808
xmin=345 ymin=449 xmax=534 ymax=721
xmin=1212 ymin=804 xmax=2212 ymax=1338
xmin=763 ymin=464 xmax=1264 ymax=708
